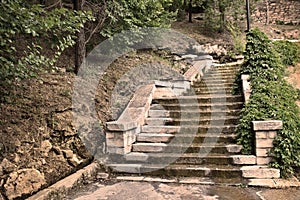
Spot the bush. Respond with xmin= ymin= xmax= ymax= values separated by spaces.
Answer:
xmin=234 ymin=28 xmax=300 ymax=176
xmin=273 ymin=40 xmax=300 ymax=66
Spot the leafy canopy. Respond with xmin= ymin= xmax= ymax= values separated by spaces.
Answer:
xmin=101 ymin=0 xmax=176 ymax=37
xmin=0 ymin=0 xmax=93 ymax=82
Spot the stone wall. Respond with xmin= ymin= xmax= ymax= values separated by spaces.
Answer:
xmin=253 ymin=0 xmax=300 ymax=25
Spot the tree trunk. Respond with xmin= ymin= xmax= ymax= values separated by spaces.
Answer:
xmin=74 ymin=0 xmax=86 ymax=74
xmin=188 ymin=0 xmax=192 ymax=23
xmin=265 ymin=0 xmax=269 ymax=25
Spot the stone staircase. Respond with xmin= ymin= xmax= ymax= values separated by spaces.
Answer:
xmin=107 ymin=65 xmax=254 ymax=183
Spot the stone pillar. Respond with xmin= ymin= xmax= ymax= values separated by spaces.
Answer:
xmin=106 ymin=121 xmax=139 ymax=154
xmin=253 ymin=120 xmax=283 ymax=165
xmin=241 ymin=74 xmax=251 ymax=103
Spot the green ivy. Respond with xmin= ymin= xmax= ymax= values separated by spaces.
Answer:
xmin=273 ymin=40 xmax=300 ymax=66
xmin=234 ymin=28 xmax=300 ymax=176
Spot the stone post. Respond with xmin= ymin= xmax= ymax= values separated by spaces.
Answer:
xmin=252 ymin=120 xmax=283 ymax=165
xmin=241 ymin=74 xmax=251 ymax=103
xmin=106 ymin=121 xmax=139 ymax=154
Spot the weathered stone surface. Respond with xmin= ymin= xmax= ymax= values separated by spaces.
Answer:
xmin=107 ymin=145 xmax=132 ymax=154
xmin=4 ymin=169 xmax=46 ymax=200
xmin=0 ymin=158 xmax=16 ymax=174
xmin=132 ymin=143 xmax=167 ymax=152
xmin=268 ymin=131 xmax=277 ymax=139
xmin=62 ymin=149 xmax=74 ymax=159
xmin=106 ymin=121 xmax=138 ymax=131
xmin=257 ymin=157 xmax=272 ymax=165
xmin=125 ymin=152 xmax=149 ymax=162
xmin=255 ymin=139 xmax=274 ymax=148
xmin=137 ymin=133 xmax=174 ymax=143
xmin=231 ymin=155 xmax=256 ymax=165
xmin=226 ymin=144 xmax=242 ymax=153
xmin=241 ymin=166 xmax=280 ymax=179
xmin=241 ymin=74 xmax=251 ymax=103
xmin=248 ymin=179 xmax=276 ymax=187
xmin=255 ymin=131 xmax=268 ymax=139
xmin=153 ymin=88 xmax=176 ymax=99
xmin=68 ymin=154 xmax=83 ymax=167
xmin=27 ymin=162 xmax=99 ymax=200
xmin=253 ymin=120 xmax=283 ymax=131
xmin=248 ymin=178 xmax=300 ymax=188
xmin=256 ymin=149 xmax=269 ymax=157
xmin=41 ymin=140 xmax=52 ymax=153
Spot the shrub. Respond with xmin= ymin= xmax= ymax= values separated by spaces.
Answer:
xmin=234 ymin=28 xmax=300 ymax=176
xmin=273 ymin=40 xmax=300 ymax=66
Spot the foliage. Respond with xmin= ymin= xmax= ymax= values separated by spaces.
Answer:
xmin=234 ymin=28 xmax=300 ymax=176
xmin=203 ymin=0 xmax=245 ymax=32
xmin=273 ymin=40 xmax=300 ymax=66
xmin=0 ymin=0 xmax=93 ymax=83
xmin=101 ymin=0 xmax=176 ymax=38
xmin=227 ymin=22 xmax=246 ymax=56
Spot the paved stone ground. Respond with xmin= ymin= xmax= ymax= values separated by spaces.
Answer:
xmin=63 ymin=179 xmax=300 ymax=200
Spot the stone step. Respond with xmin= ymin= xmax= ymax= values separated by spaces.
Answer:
xmin=205 ymin=72 xmax=238 ymax=77
xmin=141 ymin=125 xmax=237 ymax=134
xmin=132 ymin=143 xmax=242 ymax=154
xmin=204 ymin=74 xmax=237 ymax=79
xmin=137 ymin=133 xmax=236 ymax=146
xmin=107 ymin=163 xmax=243 ymax=179
xmin=193 ymin=82 xmax=235 ymax=87
xmin=150 ymin=102 xmax=244 ymax=111
xmin=199 ymin=79 xmax=236 ymax=84
xmin=137 ymin=133 xmax=174 ymax=143
xmin=193 ymin=89 xmax=234 ymax=95
xmin=152 ymin=95 xmax=243 ymax=104
xmin=148 ymin=109 xmax=241 ymax=118
xmin=208 ymin=69 xmax=239 ymax=74
xmin=192 ymin=84 xmax=234 ymax=90
xmin=145 ymin=117 xmax=239 ymax=126
xmin=123 ymin=152 xmax=236 ymax=165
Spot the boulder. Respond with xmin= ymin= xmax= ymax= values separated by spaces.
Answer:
xmin=0 ymin=158 xmax=16 ymax=174
xmin=4 ymin=169 xmax=46 ymax=200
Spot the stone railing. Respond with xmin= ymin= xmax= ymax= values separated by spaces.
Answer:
xmin=105 ymin=54 xmax=214 ymax=155
xmin=106 ymin=84 xmax=155 ymax=154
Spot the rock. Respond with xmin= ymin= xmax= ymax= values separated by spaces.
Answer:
xmin=0 ymin=143 xmax=4 ymax=153
xmin=41 ymin=140 xmax=52 ymax=153
xmin=62 ymin=149 xmax=74 ymax=159
xmin=14 ymin=153 xmax=20 ymax=163
xmin=0 ymin=158 xmax=16 ymax=173
xmin=14 ymin=139 xmax=21 ymax=147
xmin=0 ymin=166 xmax=3 ymax=176
xmin=52 ymin=146 xmax=62 ymax=155
xmin=68 ymin=154 xmax=83 ymax=167
xmin=4 ymin=169 xmax=46 ymax=200
xmin=181 ymin=54 xmax=198 ymax=60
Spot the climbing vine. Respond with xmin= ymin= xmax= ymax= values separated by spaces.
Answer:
xmin=233 ymin=28 xmax=300 ymax=176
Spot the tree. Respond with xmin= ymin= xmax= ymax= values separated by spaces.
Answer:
xmin=101 ymin=0 xmax=176 ymax=37
xmin=74 ymin=0 xmax=86 ymax=74
xmin=0 ymin=0 xmax=93 ymax=83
